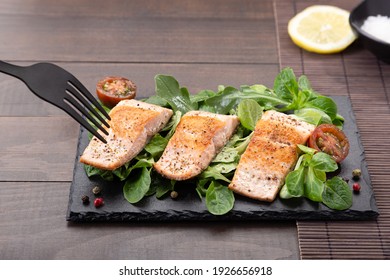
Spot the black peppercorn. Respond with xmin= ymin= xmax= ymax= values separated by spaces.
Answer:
xmin=81 ymin=195 xmax=90 ymax=205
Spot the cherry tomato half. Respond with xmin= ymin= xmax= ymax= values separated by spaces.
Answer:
xmin=308 ymin=124 xmax=350 ymax=163
xmin=96 ymin=76 xmax=136 ymax=108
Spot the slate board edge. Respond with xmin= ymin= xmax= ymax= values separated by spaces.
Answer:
xmin=67 ymin=209 xmax=379 ymax=223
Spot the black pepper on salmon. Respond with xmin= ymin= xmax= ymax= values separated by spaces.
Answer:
xmin=153 ymin=111 xmax=239 ymax=181
xmin=228 ymin=110 xmax=315 ymax=202
xmin=80 ymin=99 xmax=173 ymax=170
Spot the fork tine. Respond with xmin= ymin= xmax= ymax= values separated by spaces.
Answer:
xmin=64 ymin=97 xmax=109 ymax=143
xmin=68 ymin=77 xmax=111 ymax=121
xmin=64 ymin=95 xmax=110 ymax=136
xmin=66 ymin=84 xmax=110 ymax=129
xmin=62 ymin=101 xmax=108 ymax=144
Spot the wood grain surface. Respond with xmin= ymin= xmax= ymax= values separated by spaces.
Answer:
xmin=1 ymin=0 xmax=389 ymax=260
xmin=0 ymin=0 xmax=276 ymax=63
xmin=0 ymin=0 xmax=298 ymax=260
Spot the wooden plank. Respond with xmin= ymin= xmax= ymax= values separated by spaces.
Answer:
xmin=0 ymin=0 xmax=271 ymax=19
xmin=293 ymin=0 xmax=360 ymax=11
xmin=0 ymin=62 xmax=279 ymax=116
xmin=0 ymin=117 xmax=79 ymax=182
xmin=0 ymin=0 xmax=277 ymax=63
xmin=0 ymin=182 xmax=300 ymax=259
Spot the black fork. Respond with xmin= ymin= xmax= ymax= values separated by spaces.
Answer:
xmin=0 ymin=61 xmax=110 ymax=143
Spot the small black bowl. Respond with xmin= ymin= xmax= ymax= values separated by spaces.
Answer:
xmin=349 ymin=0 xmax=390 ymax=63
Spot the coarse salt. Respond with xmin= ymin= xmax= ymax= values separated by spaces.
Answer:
xmin=361 ymin=15 xmax=390 ymax=44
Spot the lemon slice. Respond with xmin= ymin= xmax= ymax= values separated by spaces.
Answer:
xmin=288 ymin=5 xmax=357 ymax=54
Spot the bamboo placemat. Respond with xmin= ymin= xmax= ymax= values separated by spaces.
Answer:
xmin=275 ymin=0 xmax=390 ymax=259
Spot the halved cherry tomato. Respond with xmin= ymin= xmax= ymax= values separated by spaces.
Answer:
xmin=308 ymin=124 xmax=350 ymax=163
xmin=96 ymin=76 xmax=136 ymax=108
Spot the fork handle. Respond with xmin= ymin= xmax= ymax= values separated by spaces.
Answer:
xmin=0 ymin=61 xmax=27 ymax=81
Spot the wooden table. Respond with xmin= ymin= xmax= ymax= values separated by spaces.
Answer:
xmin=1 ymin=0 xmax=389 ymax=260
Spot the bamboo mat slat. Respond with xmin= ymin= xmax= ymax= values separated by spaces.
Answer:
xmin=276 ymin=0 xmax=390 ymax=259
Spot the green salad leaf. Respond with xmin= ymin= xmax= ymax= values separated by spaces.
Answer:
xmin=280 ymin=145 xmax=352 ymax=210
xmin=144 ymin=134 xmax=168 ymax=159
xmin=305 ymin=96 xmax=338 ymax=120
xmin=304 ymin=166 xmax=325 ymax=202
xmin=293 ymin=108 xmax=332 ymax=126
xmin=155 ymin=75 xmax=197 ymax=114
xmin=322 ymin=177 xmax=353 ymax=210
xmin=204 ymin=86 xmax=242 ymax=114
xmin=123 ymin=167 xmax=152 ymax=204
xmin=237 ymin=99 xmax=263 ymax=131
xmin=274 ymin=67 xmax=299 ymax=102
xmin=206 ymin=181 xmax=235 ymax=215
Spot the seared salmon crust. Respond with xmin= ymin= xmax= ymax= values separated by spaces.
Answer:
xmin=80 ymin=99 xmax=173 ymax=170
xmin=153 ymin=111 xmax=239 ymax=181
xmin=229 ymin=110 xmax=315 ymax=202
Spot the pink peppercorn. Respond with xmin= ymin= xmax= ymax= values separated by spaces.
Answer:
xmin=94 ymin=197 xmax=104 ymax=208
xmin=352 ymin=183 xmax=361 ymax=193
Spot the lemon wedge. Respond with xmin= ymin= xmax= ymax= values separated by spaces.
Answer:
xmin=288 ymin=5 xmax=357 ymax=54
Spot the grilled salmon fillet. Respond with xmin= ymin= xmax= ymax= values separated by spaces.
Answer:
xmin=229 ymin=110 xmax=315 ymax=202
xmin=80 ymin=99 xmax=173 ymax=170
xmin=154 ymin=111 xmax=239 ymax=180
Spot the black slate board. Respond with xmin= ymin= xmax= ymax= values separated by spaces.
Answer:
xmin=67 ymin=96 xmax=379 ymax=222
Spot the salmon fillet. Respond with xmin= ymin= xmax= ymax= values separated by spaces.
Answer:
xmin=229 ymin=110 xmax=315 ymax=202
xmin=80 ymin=99 xmax=173 ymax=170
xmin=154 ymin=111 xmax=239 ymax=181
